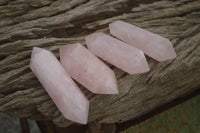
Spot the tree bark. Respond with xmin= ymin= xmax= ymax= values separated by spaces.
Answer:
xmin=0 ymin=0 xmax=200 ymax=127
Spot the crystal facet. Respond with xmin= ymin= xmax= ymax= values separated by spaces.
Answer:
xmin=30 ymin=47 xmax=89 ymax=124
xmin=85 ymin=32 xmax=149 ymax=75
xmin=60 ymin=43 xmax=118 ymax=94
xmin=109 ymin=20 xmax=176 ymax=62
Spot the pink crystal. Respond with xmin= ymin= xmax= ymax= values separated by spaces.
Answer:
xmin=60 ymin=43 xmax=118 ymax=94
xmin=109 ymin=20 xmax=176 ymax=62
xmin=85 ymin=32 xmax=149 ymax=75
xmin=30 ymin=47 xmax=89 ymax=124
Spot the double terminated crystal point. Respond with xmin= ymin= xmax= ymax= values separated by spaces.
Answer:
xmin=86 ymin=33 xmax=149 ymax=75
xmin=30 ymin=20 xmax=176 ymax=125
xmin=30 ymin=47 xmax=89 ymax=124
xmin=109 ymin=20 xmax=176 ymax=62
xmin=60 ymin=43 xmax=118 ymax=94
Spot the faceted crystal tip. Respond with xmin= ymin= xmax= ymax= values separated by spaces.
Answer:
xmin=93 ymin=70 xmax=118 ymax=94
xmin=32 ymin=47 xmax=43 ymax=53
xmin=63 ymin=97 xmax=89 ymax=125
xmin=132 ymin=51 xmax=150 ymax=74
xmin=109 ymin=20 xmax=176 ymax=62
xmin=85 ymin=33 xmax=102 ymax=50
xmin=156 ymin=38 xmax=176 ymax=62
xmin=31 ymin=47 xmax=51 ymax=61
xmin=30 ymin=47 xmax=43 ymax=69
xmin=31 ymin=47 xmax=43 ymax=58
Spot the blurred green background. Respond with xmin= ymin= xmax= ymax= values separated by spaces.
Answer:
xmin=121 ymin=94 xmax=200 ymax=133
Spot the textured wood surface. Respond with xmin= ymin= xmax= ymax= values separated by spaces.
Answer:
xmin=0 ymin=0 xmax=200 ymax=127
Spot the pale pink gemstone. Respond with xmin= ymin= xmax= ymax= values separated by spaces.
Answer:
xmin=30 ymin=47 xmax=89 ymax=124
xmin=60 ymin=43 xmax=118 ymax=94
xmin=109 ymin=20 xmax=176 ymax=62
xmin=85 ymin=32 xmax=149 ymax=75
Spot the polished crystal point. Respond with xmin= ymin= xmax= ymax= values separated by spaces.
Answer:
xmin=60 ymin=43 xmax=118 ymax=94
xmin=109 ymin=20 xmax=176 ymax=62
xmin=85 ymin=32 xmax=149 ymax=75
xmin=30 ymin=47 xmax=89 ymax=124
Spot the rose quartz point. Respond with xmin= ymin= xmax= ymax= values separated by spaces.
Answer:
xmin=30 ymin=47 xmax=89 ymax=124
xmin=85 ymin=32 xmax=150 ymax=75
xmin=60 ymin=43 xmax=118 ymax=94
xmin=109 ymin=20 xmax=176 ymax=62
